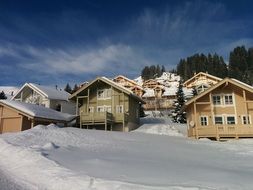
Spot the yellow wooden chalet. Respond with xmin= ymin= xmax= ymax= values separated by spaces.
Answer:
xmin=185 ymin=78 xmax=253 ymax=140
xmin=69 ymin=77 xmax=145 ymax=132
xmin=184 ymin=72 xmax=222 ymax=94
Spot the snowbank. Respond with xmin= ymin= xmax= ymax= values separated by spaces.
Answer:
xmin=135 ymin=116 xmax=185 ymax=136
xmin=1 ymin=123 xmax=253 ymax=189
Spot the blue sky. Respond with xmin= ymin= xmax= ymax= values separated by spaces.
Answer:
xmin=0 ymin=0 xmax=253 ymax=86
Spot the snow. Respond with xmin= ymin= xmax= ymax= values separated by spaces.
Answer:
xmin=134 ymin=76 xmax=143 ymax=86
xmin=1 ymin=117 xmax=253 ymax=189
xmin=142 ymin=88 xmax=155 ymax=98
xmin=29 ymin=83 xmax=71 ymax=101
xmin=0 ymin=100 xmax=75 ymax=121
xmin=163 ymin=86 xmax=178 ymax=96
xmin=0 ymin=86 xmax=19 ymax=100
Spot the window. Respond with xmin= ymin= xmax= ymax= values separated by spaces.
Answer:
xmin=242 ymin=115 xmax=251 ymax=125
xmin=224 ymin=94 xmax=233 ymax=105
xmin=97 ymin=89 xmax=111 ymax=99
xmin=97 ymin=106 xmax=104 ymax=112
xmin=97 ymin=90 xmax=104 ymax=99
xmin=226 ymin=116 xmax=236 ymax=125
xmin=97 ymin=106 xmax=111 ymax=113
xmin=214 ymin=116 xmax=223 ymax=124
xmin=212 ymin=95 xmax=221 ymax=105
xmin=104 ymin=106 xmax=112 ymax=113
xmin=88 ymin=107 xmax=94 ymax=113
xmin=200 ymin=116 xmax=208 ymax=126
xmin=116 ymin=105 xmax=124 ymax=113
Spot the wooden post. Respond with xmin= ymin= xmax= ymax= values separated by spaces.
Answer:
xmin=215 ymin=125 xmax=219 ymax=141
xmin=76 ymin=97 xmax=79 ymax=115
xmin=193 ymin=101 xmax=198 ymax=139
xmin=123 ymin=92 xmax=125 ymax=132
xmin=243 ymin=90 xmax=248 ymax=115
xmin=87 ymin=89 xmax=90 ymax=113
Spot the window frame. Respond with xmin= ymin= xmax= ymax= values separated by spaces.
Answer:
xmin=214 ymin=115 xmax=223 ymax=125
xmin=97 ymin=89 xmax=112 ymax=100
xmin=116 ymin=105 xmax=124 ymax=113
xmin=226 ymin=115 xmax=236 ymax=125
xmin=242 ymin=115 xmax=251 ymax=125
xmin=88 ymin=106 xmax=94 ymax=113
xmin=97 ymin=106 xmax=105 ymax=112
xmin=224 ymin=94 xmax=234 ymax=105
xmin=212 ymin=95 xmax=222 ymax=105
xmin=200 ymin=116 xmax=208 ymax=126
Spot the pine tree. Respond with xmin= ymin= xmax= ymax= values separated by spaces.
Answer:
xmin=171 ymin=81 xmax=186 ymax=123
xmin=161 ymin=65 xmax=166 ymax=73
xmin=64 ymin=83 xmax=72 ymax=93
xmin=72 ymin=84 xmax=79 ymax=93
xmin=0 ymin=91 xmax=7 ymax=99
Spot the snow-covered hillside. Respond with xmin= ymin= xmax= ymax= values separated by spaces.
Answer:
xmin=1 ymin=118 xmax=253 ymax=189
xmin=134 ymin=72 xmax=193 ymax=99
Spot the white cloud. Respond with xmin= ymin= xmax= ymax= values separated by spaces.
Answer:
xmin=2 ymin=44 xmax=154 ymax=77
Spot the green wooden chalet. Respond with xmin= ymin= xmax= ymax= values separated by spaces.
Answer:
xmin=69 ymin=77 xmax=145 ymax=132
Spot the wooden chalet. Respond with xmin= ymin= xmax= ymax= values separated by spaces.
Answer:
xmin=69 ymin=77 xmax=145 ymax=132
xmin=185 ymin=78 xmax=253 ymax=140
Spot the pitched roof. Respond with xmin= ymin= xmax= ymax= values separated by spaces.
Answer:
xmin=0 ymin=100 xmax=76 ymax=122
xmin=183 ymin=72 xmax=222 ymax=86
xmin=12 ymin=83 xmax=70 ymax=101
xmin=69 ymin=77 xmax=145 ymax=103
xmin=185 ymin=78 xmax=253 ymax=106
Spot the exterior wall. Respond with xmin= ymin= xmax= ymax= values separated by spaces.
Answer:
xmin=127 ymin=97 xmax=140 ymax=129
xmin=61 ymin=101 xmax=76 ymax=114
xmin=0 ymin=105 xmax=23 ymax=133
xmin=22 ymin=116 xmax=32 ymax=131
xmin=50 ymin=100 xmax=76 ymax=114
xmin=187 ymin=83 xmax=253 ymax=139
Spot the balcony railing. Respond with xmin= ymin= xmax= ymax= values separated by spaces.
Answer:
xmin=80 ymin=112 xmax=128 ymax=124
xmin=188 ymin=124 xmax=253 ymax=139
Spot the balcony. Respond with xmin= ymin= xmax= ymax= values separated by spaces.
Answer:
xmin=80 ymin=112 xmax=128 ymax=125
xmin=188 ymin=125 xmax=253 ymax=139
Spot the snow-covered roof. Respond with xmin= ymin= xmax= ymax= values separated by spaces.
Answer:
xmin=134 ymin=76 xmax=143 ymax=86
xmin=0 ymin=100 xmax=76 ymax=121
xmin=162 ymin=87 xmax=193 ymax=97
xmin=13 ymin=83 xmax=70 ymax=101
xmin=162 ymin=87 xmax=178 ymax=97
xmin=142 ymin=88 xmax=155 ymax=98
